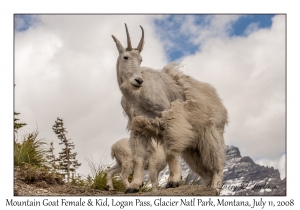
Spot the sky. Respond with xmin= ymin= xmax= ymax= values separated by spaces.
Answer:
xmin=13 ymin=14 xmax=286 ymax=179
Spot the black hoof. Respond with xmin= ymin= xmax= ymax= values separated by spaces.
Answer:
xmin=166 ymin=181 xmax=180 ymax=188
xmin=125 ymin=188 xmax=139 ymax=194
xmin=104 ymin=185 xmax=109 ymax=191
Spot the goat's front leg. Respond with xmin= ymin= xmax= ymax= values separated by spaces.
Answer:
xmin=120 ymin=159 xmax=133 ymax=189
xmin=125 ymin=131 xmax=147 ymax=194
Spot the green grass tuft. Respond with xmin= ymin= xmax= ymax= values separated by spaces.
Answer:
xmin=86 ymin=158 xmax=127 ymax=192
xmin=14 ymin=130 xmax=47 ymax=167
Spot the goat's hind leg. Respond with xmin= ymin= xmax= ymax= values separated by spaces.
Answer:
xmin=212 ymin=170 xmax=223 ymax=195
xmin=206 ymin=127 xmax=225 ymax=194
xmin=106 ymin=163 xmax=122 ymax=191
xmin=182 ymin=149 xmax=213 ymax=187
xmin=165 ymin=152 xmax=182 ymax=188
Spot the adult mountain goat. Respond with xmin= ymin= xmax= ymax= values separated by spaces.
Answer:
xmin=111 ymin=24 xmax=228 ymax=194
xmin=106 ymin=138 xmax=167 ymax=192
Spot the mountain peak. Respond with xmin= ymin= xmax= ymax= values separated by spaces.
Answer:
xmin=225 ymin=145 xmax=241 ymax=160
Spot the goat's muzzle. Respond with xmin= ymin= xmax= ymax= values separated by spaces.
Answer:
xmin=135 ymin=78 xmax=143 ymax=86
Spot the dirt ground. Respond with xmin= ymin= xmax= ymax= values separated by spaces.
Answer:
xmin=14 ymin=168 xmax=217 ymax=196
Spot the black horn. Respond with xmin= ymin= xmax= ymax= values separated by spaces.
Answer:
xmin=125 ymin=23 xmax=133 ymax=51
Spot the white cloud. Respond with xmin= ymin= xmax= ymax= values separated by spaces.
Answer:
xmin=192 ymin=15 xmax=241 ymax=44
xmin=256 ymin=154 xmax=286 ymax=179
xmin=179 ymin=15 xmax=285 ymax=163
xmin=244 ymin=22 xmax=259 ymax=35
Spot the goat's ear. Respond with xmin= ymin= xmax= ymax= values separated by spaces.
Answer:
xmin=112 ymin=35 xmax=125 ymax=53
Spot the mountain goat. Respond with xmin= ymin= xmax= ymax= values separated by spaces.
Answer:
xmin=111 ymin=24 xmax=228 ymax=194
xmin=106 ymin=138 xmax=167 ymax=192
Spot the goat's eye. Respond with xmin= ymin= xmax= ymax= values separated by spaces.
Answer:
xmin=123 ymin=56 xmax=129 ymax=60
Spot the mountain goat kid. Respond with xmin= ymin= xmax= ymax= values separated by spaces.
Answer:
xmin=106 ymin=138 xmax=167 ymax=192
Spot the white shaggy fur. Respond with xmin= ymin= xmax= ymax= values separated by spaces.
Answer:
xmin=106 ymin=138 xmax=167 ymax=192
xmin=132 ymin=64 xmax=228 ymax=193
xmin=111 ymin=24 xmax=228 ymax=194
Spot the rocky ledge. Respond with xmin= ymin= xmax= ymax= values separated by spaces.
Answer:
xmin=14 ymin=181 xmax=217 ymax=196
xmin=14 ymin=167 xmax=217 ymax=196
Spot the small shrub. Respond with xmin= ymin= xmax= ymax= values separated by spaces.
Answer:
xmin=19 ymin=163 xmax=64 ymax=185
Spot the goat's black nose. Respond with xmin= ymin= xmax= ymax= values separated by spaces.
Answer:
xmin=135 ymin=78 xmax=143 ymax=85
